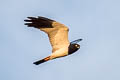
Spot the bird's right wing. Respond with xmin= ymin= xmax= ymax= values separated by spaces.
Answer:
xmin=24 ymin=16 xmax=70 ymax=52
xmin=70 ymin=39 xmax=83 ymax=44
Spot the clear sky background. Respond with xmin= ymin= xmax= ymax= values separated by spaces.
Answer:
xmin=0 ymin=0 xmax=120 ymax=80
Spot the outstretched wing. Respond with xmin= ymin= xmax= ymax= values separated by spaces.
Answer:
xmin=70 ymin=39 xmax=83 ymax=44
xmin=24 ymin=16 xmax=70 ymax=52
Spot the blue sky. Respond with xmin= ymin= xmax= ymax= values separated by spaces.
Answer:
xmin=0 ymin=0 xmax=120 ymax=80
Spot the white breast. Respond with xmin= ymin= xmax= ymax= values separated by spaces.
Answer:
xmin=50 ymin=46 xmax=69 ymax=59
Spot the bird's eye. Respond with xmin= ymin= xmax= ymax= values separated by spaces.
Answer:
xmin=75 ymin=45 xmax=78 ymax=47
xmin=75 ymin=44 xmax=80 ymax=48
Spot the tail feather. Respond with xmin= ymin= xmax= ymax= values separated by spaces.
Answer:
xmin=33 ymin=56 xmax=50 ymax=65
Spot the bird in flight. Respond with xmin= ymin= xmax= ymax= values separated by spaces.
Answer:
xmin=24 ymin=16 xmax=82 ymax=65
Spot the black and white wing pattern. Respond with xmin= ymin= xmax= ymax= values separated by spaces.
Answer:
xmin=24 ymin=16 xmax=70 ymax=52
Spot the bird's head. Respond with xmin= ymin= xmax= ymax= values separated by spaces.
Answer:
xmin=68 ymin=43 xmax=80 ymax=55
xmin=68 ymin=39 xmax=82 ymax=55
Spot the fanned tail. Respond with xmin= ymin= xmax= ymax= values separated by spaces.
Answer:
xmin=33 ymin=56 xmax=51 ymax=65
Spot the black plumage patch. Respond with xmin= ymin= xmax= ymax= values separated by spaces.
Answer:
xmin=33 ymin=59 xmax=46 ymax=65
xmin=33 ymin=56 xmax=50 ymax=65
xmin=68 ymin=44 xmax=80 ymax=55
xmin=24 ymin=16 xmax=54 ymax=29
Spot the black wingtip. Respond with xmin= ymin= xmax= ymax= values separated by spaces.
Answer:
xmin=24 ymin=16 xmax=54 ymax=28
xmin=33 ymin=59 xmax=46 ymax=65
xmin=79 ymin=39 xmax=83 ymax=41
xmin=27 ymin=17 xmax=37 ymax=20
xmin=24 ymin=19 xmax=32 ymax=22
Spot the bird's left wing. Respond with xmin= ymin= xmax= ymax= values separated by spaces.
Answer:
xmin=24 ymin=16 xmax=70 ymax=52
